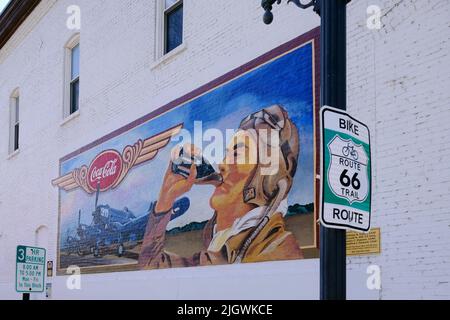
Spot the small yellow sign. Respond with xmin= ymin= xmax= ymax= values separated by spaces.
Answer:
xmin=347 ymin=228 xmax=381 ymax=256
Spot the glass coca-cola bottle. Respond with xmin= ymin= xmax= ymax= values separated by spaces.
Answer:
xmin=171 ymin=146 xmax=223 ymax=186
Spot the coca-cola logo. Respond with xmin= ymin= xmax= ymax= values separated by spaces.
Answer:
xmin=87 ymin=150 xmax=123 ymax=191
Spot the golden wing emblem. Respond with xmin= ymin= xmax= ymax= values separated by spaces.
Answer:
xmin=52 ymin=124 xmax=183 ymax=193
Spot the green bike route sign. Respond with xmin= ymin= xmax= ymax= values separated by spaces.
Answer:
xmin=16 ymin=245 xmax=46 ymax=293
xmin=320 ymin=106 xmax=372 ymax=233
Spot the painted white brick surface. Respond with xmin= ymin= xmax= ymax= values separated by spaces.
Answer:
xmin=346 ymin=0 xmax=450 ymax=300
xmin=0 ymin=0 xmax=448 ymax=300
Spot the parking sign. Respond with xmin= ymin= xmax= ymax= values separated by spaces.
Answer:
xmin=16 ymin=246 xmax=46 ymax=293
xmin=320 ymin=106 xmax=372 ymax=232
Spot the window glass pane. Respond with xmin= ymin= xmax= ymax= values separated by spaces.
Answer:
xmin=165 ymin=0 xmax=178 ymax=10
xmin=71 ymin=44 xmax=80 ymax=80
xmin=70 ymin=79 xmax=79 ymax=114
xmin=15 ymin=97 xmax=19 ymax=123
xmin=165 ymin=4 xmax=183 ymax=54
xmin=14 ymin=123 xmax=19 ymax=151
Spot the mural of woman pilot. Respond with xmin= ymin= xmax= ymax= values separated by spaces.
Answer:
xmin=138 ymin=104 xmax=304 ymax=269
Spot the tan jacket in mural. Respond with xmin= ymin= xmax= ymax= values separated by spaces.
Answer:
xmin=138 ymin=208 xmax=304 ymax=269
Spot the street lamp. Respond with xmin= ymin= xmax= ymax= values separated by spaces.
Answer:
xmin=259 ymin=0 xmax=351 ymax=301
xmin=261 ymin=0 xmax=320 ymax=24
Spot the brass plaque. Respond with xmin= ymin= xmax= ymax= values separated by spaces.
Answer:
xmin=347 ymin=228 xmax=381 ymax=256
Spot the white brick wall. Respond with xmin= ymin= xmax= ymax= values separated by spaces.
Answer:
xmin=0 ymin=0 xmax=448 ymax=300
xmin=347 ymin=0 xmax=450 ymax=300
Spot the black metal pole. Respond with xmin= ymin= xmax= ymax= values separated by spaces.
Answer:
xmin=260 ymin=0 xmax=349 ymax=300
xmin=320 ymin=0 xmax=349 ymax=300
xmin=22 ymin=293 xmax=30 ymax=301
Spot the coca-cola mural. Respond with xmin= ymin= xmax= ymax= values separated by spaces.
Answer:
xmin=87 ymin=151 xmax=122 ymax=191
xmin=53 ymin=29 xmax=320 ymax=274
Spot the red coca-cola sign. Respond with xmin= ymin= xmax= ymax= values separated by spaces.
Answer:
xmin=87 ymin=150 xmax=123 ymax=191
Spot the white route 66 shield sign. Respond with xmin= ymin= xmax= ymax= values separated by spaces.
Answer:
xmin=327 ymin=135 xmax=369 ymax=204
xmin=321 ymin=106 xmax=372 ymax=232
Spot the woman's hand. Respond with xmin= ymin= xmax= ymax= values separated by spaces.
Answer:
xmin=154 ymin=145 xmax=199 ymax=213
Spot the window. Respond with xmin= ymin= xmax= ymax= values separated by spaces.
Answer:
xmin=70 ymin=44 xmax=80 ymax=114
xmin=164 ymin=0 xmax=183 ymax=54
xmin=9 ymin=91 xmax=20 ymax=154
xmin=64 ymin=34 xmax=80 ymax=119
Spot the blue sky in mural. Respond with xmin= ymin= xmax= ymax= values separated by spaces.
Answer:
xmin=59 ymin=42 xmax=314 ymax=233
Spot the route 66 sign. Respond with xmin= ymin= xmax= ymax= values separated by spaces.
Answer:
xmin=328 ymin=136 xmax=369 ymax=204
xmin=320 ymin=107 xmax=372 ymax=232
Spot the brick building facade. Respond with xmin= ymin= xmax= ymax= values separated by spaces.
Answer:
xmin=0 ymin=0 xmax=449 ymax=299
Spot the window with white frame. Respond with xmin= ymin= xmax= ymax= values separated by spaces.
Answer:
xmin=70 ymin=44 xmax=80 ymax=114
xmin=156 ymin=0 xmax=184 ymax=58
xmin=164 ymin=0 xmax=183 ymax=54
xmin=9 ymin=91 xmax=20 ymax=154
xmin=64 ymin=34 xmax=80 ymax=118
